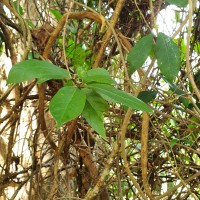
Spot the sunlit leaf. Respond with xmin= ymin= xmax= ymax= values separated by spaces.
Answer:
xmin=82 ymin=68 xmax=115 ymax=84
xmin=182 ymin=155 xmax=191 ymax=163
xmin=50 ymin=86 xmax=86 ymax=127
xmin=13 ymin=1 xmax=23 ymax=15
xmin=72 ymin=46 xmax=86 ymax=66
xmin=50 ymin=9 xmax=62 ymax=20
xmin=7 ymin=59 xmax=69 ymax=84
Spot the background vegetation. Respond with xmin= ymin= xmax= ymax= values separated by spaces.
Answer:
xmin=0 ymin=0 xmax=200 ymax=199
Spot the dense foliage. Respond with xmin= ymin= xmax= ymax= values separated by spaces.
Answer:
xmin=0 ymin=0 xmax=199 ymax=199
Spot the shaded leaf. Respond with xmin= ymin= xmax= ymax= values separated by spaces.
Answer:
xmin=82 ymin=89 xmax=109 ymax=137
xmin=66 ymin=39 xmax=75 ymax=58
xmin=50 ymin=86 xmax=86 ymax=127
xmin=170 ymin=138 xmax=179 ymax=148
xmin=88 ymin=83 xmax=152 ymax=113
xmin=82 ymin=68 xmax=115 ymax=84
xmin=138 ymin=91 xmax=157 ymax=103
xmin=155 ymin=33 xmax=180 ymax=82
xmin=7 ymin=59 xmax=69 ymax=84
xmin=164 ymin=77 xmax=190 ymax=107
xmin=127 ymin=33 xmax=154 ymax=74
xmin=67 ymin=25 xmax=77 ymax=33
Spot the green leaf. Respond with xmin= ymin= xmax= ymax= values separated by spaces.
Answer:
xmin=127 ymin=33 xmax=154 ymax=74
xmin=50 ymin=9 xmax=62 ymax=20
xmin=163 ymin=77 xmax=190 ymax=108
xmin=82 ymin=89 xmax=109 ymax=137
xmin=170 ymin=138 xmax=179 ymax=148
xmin=13 ymin=1 xmax=24 ymax=15
xmin=165 ymin=0 xmax=188 ymax=7
xmin=72 ymin=46 xmax=86 ymax=67
xmin=155 ymin=33 xmax=180 ymax=82
xmin=167 ymin=182 xmax=174 ymax=190
xmin=76 ymin=64 xmax=90 ymax=79
xmin=138 ymin=91 xmax=157 ymax=103
xmin=50 ymin=86 xmax=86 ymax=127
xmin=88 ymin=83 xmax=153 ymax=113
xmin=82 ymin=68 xmax=116 ymax=84
xmin=173 ymin=38 xmax=186 ymax=61
xmin=67 ymin=25 xmax=77 ymax=34
xmin=0 ymin=32 xmax=3 ymax=56
xmin=182 ymin=139 xmax=193 ymax=146
xmin=182 ymin=155 xmax=191 ymax=163
xmin=7 ymin=59 xmax=69 ymax=84
xmin=194 ymin=42 xmax=200 ymax=54
xmin=66 ymin=39 xmax=75 ymax=58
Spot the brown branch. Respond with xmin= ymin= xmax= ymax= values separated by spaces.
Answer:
xmin=5 ymin=116 xmax=18 ymax=175
xmin=84 ymin=139 xmax=119 ymax=199
xmin=120 ymin=108 xmax=148 ymax=200
xmin=0 ymin=18 xmax=17 ymax=62
xmin=38 ymin=84 xmax=57 ymax=150
xmin=77 ymin=141 xmax=109 ymax=200
xmin=0 ymin=82 xmax=36 ymax=124
xmin=155 ymin=171 xmax=200 ymax=200
xmin=2 ymin=0 xmax=32 ymax=59
xmin=141 ymin=112 xmax=154 ymax=200
xmin=85 ymin=108 xmax=146 ymax=200
xmin=43 ymin=11 xmax=104 ymax=59
xmin=93 ymin=0 xmax=125 ymax=68
xmin=186 ymin=0 xmax=200 ymax=101
xmin=117 ymin=30 xmax=144 ymax=77
xmin=62 ymin=119 xmax=78 ymax=159
xmin=47 ymin=119 xmax=77 ymax=199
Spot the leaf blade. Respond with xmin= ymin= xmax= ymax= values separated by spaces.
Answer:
xmin=50 ymin=86 xmax=86 ymax=127
xmin=82 ymin=89 xmax=108 ymax=137
xmin=155 ymin=33 xmax=180 ymax=82
xmin=83 ymin=101 xmax=106 ymax=137
xmin=82 ymin=68 xmax=115 ymax=84
xmin=127 ymin=33 xmax=154 ymax=74
xmin=165 ymin=0 xmax=188 ymax=7
xmin=88 ymin=83 xmax=152 ymax=113
xmin=7 ymin=59 xmax=69 ymax=84
xmin=72 ymin=46 xmax=86 ymax=67
xmin=138 ymin=91 xmax=157 ymax=103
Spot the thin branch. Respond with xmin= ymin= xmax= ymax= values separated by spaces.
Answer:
xmin=120 ymin=108 xmax=148 ymax=200
xmin=185 ymin=0 xmax=200 ymax=101
xmin=92 ymin=0 xmax=125 ymax=68
xmin=141 ymin=112 xmax=154 ymax=199
xmin=155 ymin=171 xmax=200 ymax=200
